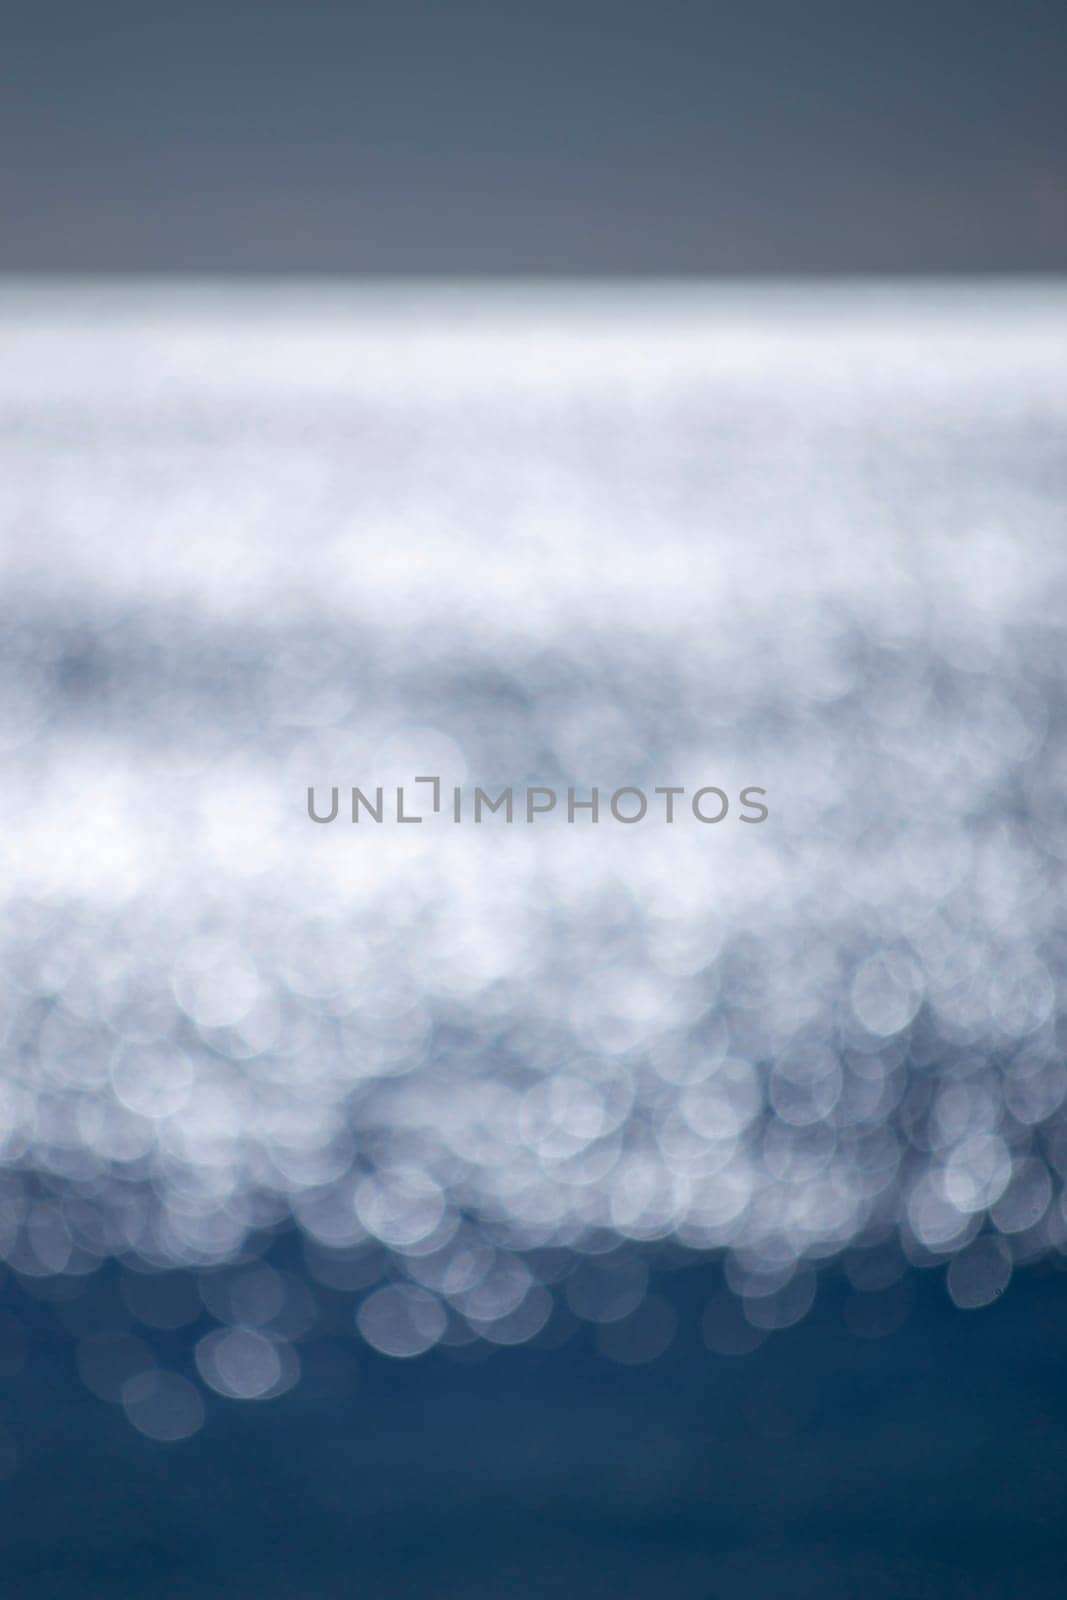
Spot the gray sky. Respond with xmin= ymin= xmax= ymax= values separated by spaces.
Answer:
xmin=2 ymin=0 xmax=1065 ymax=274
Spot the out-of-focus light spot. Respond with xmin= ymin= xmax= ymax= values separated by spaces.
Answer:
xmin=355 ymin=1170 xmax=447 ymax=1251
xmin=356 ymin=1284 xmax=447 ymax=1358
xmin=77 ymin=1331 xmax=156 ymax=1403
xmin=743 ymin=1269 xmax=817 ymax=1332
xmin=199 ymin=1264 xmax=286 ymax=1329
xmin=121 ymin=1370 xmax=205 ymax=1442
xmin=680 ymin=1059 xmax=761 ymax=1140
xmin=469 ymin=1285 xmax=553 ymax=1345
xmin=989 ymin=957 xmax=1056 ymax=1037
xmin=946 ymin=1236 xmax=1012 ymax=1310
xmin=596 ymin=1294 xmax=677 ymax=1365
xmin=850 ymin=954 xmax=925 ymax=1039
xmin=942 ymin=1135 xmax=1012 ymax=1214
xmin=110 ymin=1044 xmax=195 ymax=1119
xmin=195 ymin=1326 xmax=298 ymax=1399
xmin=453 ymin=1256 xmax=533 ymax=1324
xmin=844 ymin=1242 xmax=906 ymax=1293
xmin=566 ymin=1254 xmax=648 ymax=1324
xmin=172 ymin=938 xmax=262 ymax=1030
xmin=990 ymin=1159 xmax=1052 ymax=1235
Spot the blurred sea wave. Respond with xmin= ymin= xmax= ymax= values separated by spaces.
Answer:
xmin=1 ymin=281 xmax=1066 ymax=1437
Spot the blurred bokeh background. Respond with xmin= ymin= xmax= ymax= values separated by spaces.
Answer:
xmin=1 ymin=5 xmax=1067 ymax=1597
